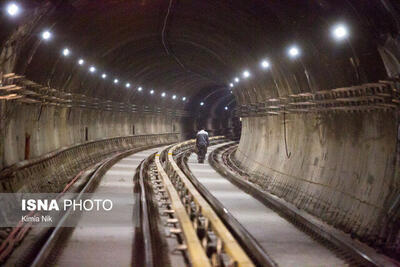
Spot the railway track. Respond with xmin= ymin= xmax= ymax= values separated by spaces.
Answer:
xmin=2 ymin=137 xmax=256 ymax=267
xmin=2 ymin=137 xmax=395 ymax=266
xmin=25 ymin=147 xmax=161 ymax=267
xmin=180 ymin=141 xmax=397 ymax=267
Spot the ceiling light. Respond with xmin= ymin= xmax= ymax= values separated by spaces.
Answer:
xmin=138 ymin=87 xmax=142 ymax=91
xmin=62 ymin=48 xmax=70 ymax=56
xmin=6 ymin=3 xmax=19 ymax=16
xmin=224 ymin=106 xmax=228 ymax=110
xmin=200 ymin=102 xmax=204 ymax=106
xmin=113 ymin=79 xmax=119 ymax=84
xmin=182 ymin=97 xmax=186 ymax=101
xmin=234 ymin=77 xmax=240 ymax=83
xmin=89 ymin=66 xmax=96 ymax=73
xmin=172 ymin=94 xmax=176 ymax=99
xmin=242 ymin=70 xmax=250 ymax=78
xmin=332 ymin=23 xmax=349 ymax=41
xmin=125 ymin=83 xmax=131 ymax=88
xmin=161 ymin=92 xmax=166 ymax=97
xmin=261 ymin=60 xmax=270 ymax=69
xmin=150 ymin=90 xmax=154 ymax=94
xmin=288 ymin=46 xmax=300 ymax=58
xmin=78 ymin=59 xmax=84 ymax=65
xmin=229 ymin=83 xmax=234 ymax=87
xmin=101 ymin=73 xmax=107 ymax=79
xmin=41 ymin=30 xmax=51 ymax=40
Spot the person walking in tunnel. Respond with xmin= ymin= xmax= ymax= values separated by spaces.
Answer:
xmin=196 ymin=128 xmax=209 ymax=163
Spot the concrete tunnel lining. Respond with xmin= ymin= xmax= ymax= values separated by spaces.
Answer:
xmin=1 ymin=0 xmax=400 ymax=262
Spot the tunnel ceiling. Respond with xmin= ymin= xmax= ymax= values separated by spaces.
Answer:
xmin=2 ymin=0 xmax=400 ymax=108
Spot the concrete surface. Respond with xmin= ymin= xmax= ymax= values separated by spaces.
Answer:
xmin=188 ymin=143 xmax=346 ymax=267
xmin=54 ymin=148 xmax=159 ymax=267
xmin=0 ymin=133 xmax=179 ymax=193
xmin=0 ymin=104 xmax=183 ymax=169
xmin=235 ymin=112 xmax=399 ymax=256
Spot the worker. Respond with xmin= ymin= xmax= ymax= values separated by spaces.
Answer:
xmin=196 ymin=128 xmax=209 ymax=163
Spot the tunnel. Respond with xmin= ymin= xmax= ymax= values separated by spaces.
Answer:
xmin=0 ymin=0 xmax=400 ymax=266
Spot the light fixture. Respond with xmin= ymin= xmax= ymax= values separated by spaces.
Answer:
xmin=242 ymin=70 xmax=250 ymax=78
xmin=161 ymin=92 xmax=166 ymax=97
xmin=332 ymin=23 xmax=349 ymax=41
xmin=224 ymin=106 xmax=228 ymax=110
xmin=138 ymin=87 xmax=142 ymax=91
xmin=89 ymin=66 xmax=96 ymax=73
xmin=6 ymin=3 xmax=19 ymax=17
xmin=288 ymin=46 xmax=300 ymax=58
xmin=182 ymin=97 xmax=186 ymax=101
xmin=125 ymin=83 xmax=131 ymax=88
xmin=62 ymin=48 xmax=70 ymax=56
xmin=172 ymin=94 xmax=176 ymax=99
xmin=113 ymin=79 xmax=119 ymax=84
xmin=78 ymin=59 xmax=84 ymax=65
xmin=230 ymin=90 xmax=233 ymax=94
xmin=261 ymin=60 xmax=270 ymax=69
xmin=200 ymin=102 xmax=204 ymax=106
xmin=229 ymin=83 xmax=234 ymax=88
xmin=234 ymin=77 xmax=240 ymax=83
xmin=150 ymin=90 xmax=154 ymax=94
xmin=41 ymin=30 xmax=51 ymax=40
xmin=101 ymin=73 xmax=107 ymax=79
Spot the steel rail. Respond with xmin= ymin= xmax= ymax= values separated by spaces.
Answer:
xmin=162 ymin=136 xmax=254 ymax=267
xmin=154 ymin=152 xmax=212 ymax=267
xmin=29 ymin=145 xmax=167 ymax=267
xmin=211 ymin=142 xmax=382 ymax=267
xmin=177 ymin=150 xmax=277 ymax=267
xmin=132 ymin=153 xmax=156 ymax=267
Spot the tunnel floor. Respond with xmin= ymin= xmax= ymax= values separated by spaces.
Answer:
xmin=46 ymin=148 xmax=160 ymax=266
xmin=1 ymin=138 xmax=398 ymax=266
xmin=187 ymin=143 xmax=346 ymax=266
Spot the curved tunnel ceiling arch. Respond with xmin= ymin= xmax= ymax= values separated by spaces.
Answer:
xmin=6 ymin=0 xmax=399 ymax=110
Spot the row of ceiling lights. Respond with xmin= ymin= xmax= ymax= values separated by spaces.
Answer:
xmin=5 ymin=2 xmax=187 ymax=102
xmin=228 ymin=23 xmax=349 ymax=89
xmin=6 ymin=3 xmax=349 ymax=112
xmin=202 ymin=22 xmax=349 ymax=110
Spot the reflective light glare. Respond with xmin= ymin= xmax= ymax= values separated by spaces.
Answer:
xmin=102 ymin=73 xmax=107 ymax=79
xmin=113 ymin=79 xmax=119 ymax=84
xmin=224 ymin=106 xmax=228 ymax=110
xmin=125 ymin=83 xmax=130 ymax=88
xmin=41 ymin=30 xmax=51 ymax=40
xmin=200 ymin=102 xmax=204 ymax=106
xmin=242 ymin=70 xmax=250 ymax=78
xmin=332 ymin=24 xmax=348 ymax=40
xmin=89 ymin=66 xmax=96 ymax=73
xmin=6 ymin=3 xmax=19 ymax=16
xmin=288 ymin=46 xmax=300 ymax=58
xmin=62 ymin=48 xmax=70 ymax=56
xmin=182 ymin=97 xmax=186 ymax=101
xmin=138 ymin=87 xmax=142 ymax=91
xmin=261 ymin=60 xmax=270 ymax=69
xmin=172 ymin=95 xmax=176 ymax=100
xmin=234 ymin=77 xmax=240 ymax=83
xmin=78 ymin=59 xmax=84 ymax=65
xmin=161 ymin=92 xmax=166 ymax=97
xmin=150 ymin=90 xmax=154 ymax=94
xmin=229 ymin=83 xmax=234 ymax=88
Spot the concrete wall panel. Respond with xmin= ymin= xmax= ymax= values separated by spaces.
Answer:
xmin=1 ymin=102 xmax=183 ymax=169
xmin=235 ymin=112 xmax=398 ymax=247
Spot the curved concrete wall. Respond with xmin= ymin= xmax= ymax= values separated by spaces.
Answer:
xmin=0 ymin=133 xmax=179 ymax=193
xmin=235 ymin=112 xmax=399 ymax=254
xmin=0 ymin=102 xmax=184 ymax=170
